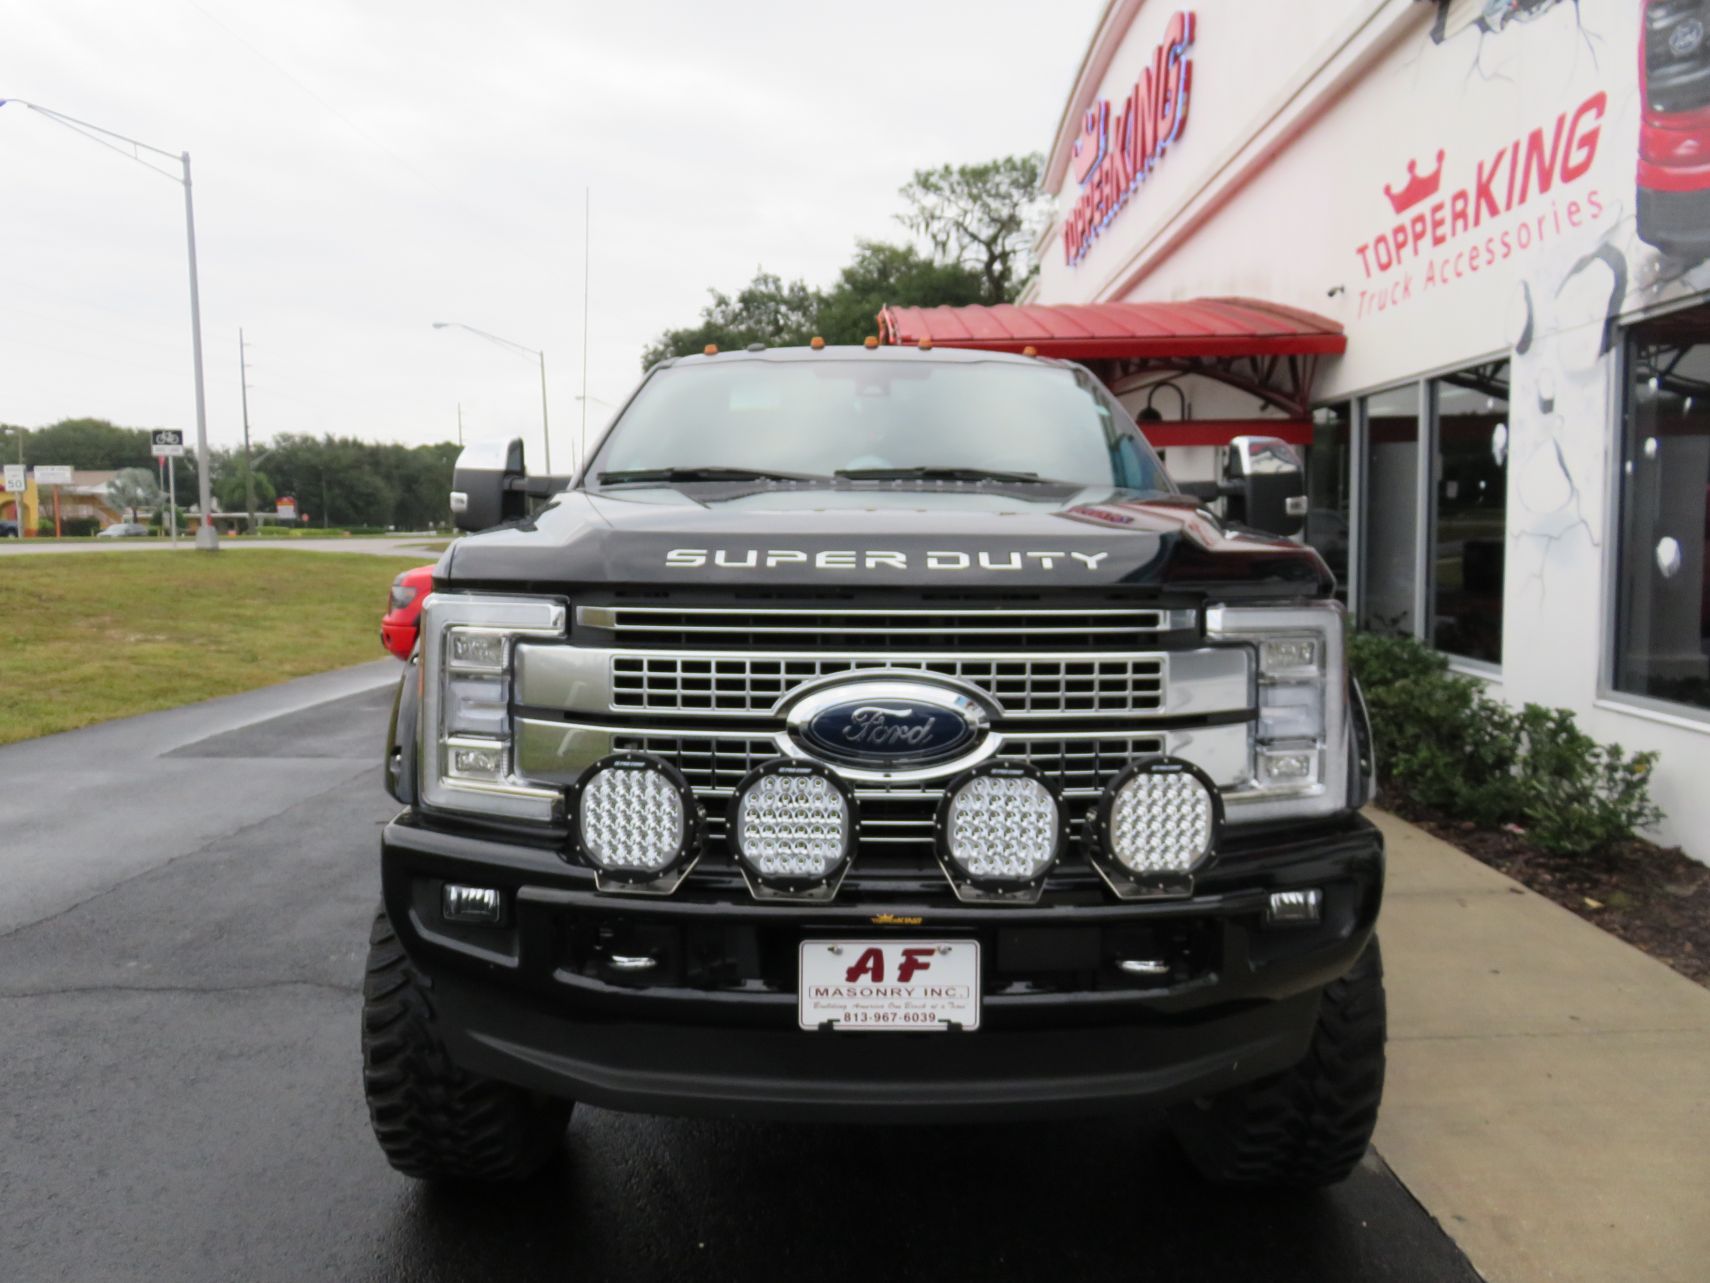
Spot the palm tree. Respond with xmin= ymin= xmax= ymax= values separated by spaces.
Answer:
xmin=106 ymin=467 xmax=163 ymax=523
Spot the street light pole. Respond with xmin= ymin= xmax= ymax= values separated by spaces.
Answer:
xmin=432 ymin=322 xmax=551 ymax=472
xmin=181 ymin=151 xmax=217 ymax=549
xmin=239 ymin=328 xmax=257 ymax=535
xmin=0 ymin=96 xmax=220 ymax=547
xmin=0 ymin=99 xmax=218 ymax=549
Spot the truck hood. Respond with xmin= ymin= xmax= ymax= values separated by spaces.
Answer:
xmin=442 ymin=482 xmax=1332 ymax=597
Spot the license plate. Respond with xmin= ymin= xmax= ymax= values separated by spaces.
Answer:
xmin=798 ymin=940 xmax=980 ymax=1031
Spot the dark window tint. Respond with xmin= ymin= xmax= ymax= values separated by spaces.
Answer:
xmin=1616 ymin=304 xmax=1710 ymax=713
xmin=1360 ymin=385 xmax=1420 ymax=636
xmin=1306 ymin=401 xmax=1353 ymax=603
xmin=1432 ymin=363 xmax=1509 ymax=664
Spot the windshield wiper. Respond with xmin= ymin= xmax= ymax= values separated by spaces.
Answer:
xmin=597 ymin=466 xmax=828 ymax=485
xmin=834 ymin=465 xmax=1051 ymax=484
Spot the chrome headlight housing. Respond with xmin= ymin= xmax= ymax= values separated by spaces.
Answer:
xmin=1206 ymin=601 xmax=1351 ymax=823
xmin=418 ymin=592 xmax=566 ymax=822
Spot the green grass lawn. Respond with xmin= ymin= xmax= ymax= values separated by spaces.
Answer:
xmin=0 ymin=550 xmax=425 ymax=745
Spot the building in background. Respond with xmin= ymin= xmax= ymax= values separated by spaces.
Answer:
xmin=904 ymin=0 xmax=1710 ymax=857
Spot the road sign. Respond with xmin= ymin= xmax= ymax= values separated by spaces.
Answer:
xmin=151 ymin=429 xmax=186 ymax=458
xmin=34 ymin=465 xmax=73 ymax=486
xmin=2 ymin=464 xmax=23 ymax=493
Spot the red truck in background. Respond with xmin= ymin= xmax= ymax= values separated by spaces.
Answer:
xmin=380 ymin=564 xmax=434 ymax=659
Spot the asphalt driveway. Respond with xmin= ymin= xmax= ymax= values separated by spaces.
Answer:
xmin=0 ymin=672 xmax=1479 ymax=1282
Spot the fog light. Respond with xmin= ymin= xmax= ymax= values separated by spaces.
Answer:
xmin=934 ymin=763 xmax=1065 ymax=903
xmin=1257 ymin=745 xmax=1319 ymax=788
xmin=567 ymin=753 xmax=704 ymax=894
xmin=1088 ymin=758 xmax=1221 ymax=899
xmin=1267 ymin=888 xmax=1322 ymax=926
xmin=442 ymin=883 xmax=503 ymax=924
xmin=729 ymin=759 xmax=857 ymax=900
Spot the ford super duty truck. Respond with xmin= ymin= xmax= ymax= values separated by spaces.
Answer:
xmin=365 ymin=342 xmax=1384 ymax=1188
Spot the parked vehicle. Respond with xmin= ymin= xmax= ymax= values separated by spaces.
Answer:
xmin=0 ymin=519 xmax=18 ymax=538
xmin=367 ymin=344 xmax=1384 ymax=1189
xmin=380 ymin=564 xmax=435 ymax=659
xmin=96 ymin=522 xmax=149 ymax=538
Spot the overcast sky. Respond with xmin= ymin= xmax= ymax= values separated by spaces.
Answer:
xmin=1 ymin=0 xmax=1098 ymax=467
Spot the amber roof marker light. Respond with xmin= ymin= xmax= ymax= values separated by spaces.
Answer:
xmin=863 ymin=336 xmax=879 ymax=349
xmin=1023 ymin=345 xmax=1038 ymax=357
xmin=918 ymin=336 xmax=933 ymax=351
xmin=703 ymin=343 xmax=719 ymax=356
xmin=810 ymin=336 xmax=825 ymax=350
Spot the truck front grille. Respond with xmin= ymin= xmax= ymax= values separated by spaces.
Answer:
xmin=610 ymin=654 xmax=1165 ymax=716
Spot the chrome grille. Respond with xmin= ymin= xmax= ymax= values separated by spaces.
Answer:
xmin=581 ymin=604 xmax=1189 ymax=651
xmin=610 ymin=653 xmax=1165 ymax=716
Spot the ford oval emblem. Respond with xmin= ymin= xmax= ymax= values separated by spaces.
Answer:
xmin=783 ymin=675 xmax=995 ymax=769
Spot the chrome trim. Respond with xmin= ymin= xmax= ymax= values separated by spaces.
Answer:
xmin=1117 ymin=958 xmax=1170 ymax=976
xmin=577 ymin=603 xmax=1198 ymax=639
xmin=514 ymin=643 xmax=1250 ymax=722
xmin=514 ymin=717 xmax=1251 ymax=793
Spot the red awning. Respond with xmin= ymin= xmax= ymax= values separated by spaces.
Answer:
xmin=876 ymin=297 xmax=1346 ymax=360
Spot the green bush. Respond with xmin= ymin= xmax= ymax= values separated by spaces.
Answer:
xmin=1348 ymin=632 xmax=1662 ymax=855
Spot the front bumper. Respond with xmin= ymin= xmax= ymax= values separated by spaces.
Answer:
xmin=381 ymin=812 xmax=1384 ymax=1122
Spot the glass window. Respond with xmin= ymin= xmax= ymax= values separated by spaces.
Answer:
xmin=1615 ymin=304 xmax=1710 ymax=713
xmin=1360 ymin=385 xmax=1420 ymax=636
xmin=592 ymin=357 xmax=1172 ymax=492
xmin=1432 ymin=363 xmax=1509 ymax=663
xmin=1305 ymin=401 xmax=1353 ymax=603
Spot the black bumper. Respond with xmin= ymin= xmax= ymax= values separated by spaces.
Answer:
xmin=380 ymin=813 xmax=1384 ymax=1122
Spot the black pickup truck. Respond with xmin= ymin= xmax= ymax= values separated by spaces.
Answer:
xmin=367 ymin=343 xmax=1384 ymax=1187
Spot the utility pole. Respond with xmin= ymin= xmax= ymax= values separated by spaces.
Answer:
xmin=580 ymin=186 xmax=591 ymax=473
xmin=239 ymin=328 xmax=256 ymax=536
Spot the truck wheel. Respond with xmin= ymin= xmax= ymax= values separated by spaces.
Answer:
xmin=1171 ymin=938 xmax=1386 ymax=1188
xmin=361 ymin=906 xmax=571 ymax=1182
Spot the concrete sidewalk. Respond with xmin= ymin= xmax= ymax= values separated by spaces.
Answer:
xmin=1372 ymin=810 xmax=1710 ymax=1283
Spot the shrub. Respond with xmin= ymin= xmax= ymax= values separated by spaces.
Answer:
xmin=1348 ymin=632 xmax=1662 ymax=855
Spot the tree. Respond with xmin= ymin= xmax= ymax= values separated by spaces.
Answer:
xmin=897 ymin=153 xmax=1049 ymax=302
xmin=214 ymin=460 xmax=276 ymax=515
xmin=641 ymin=271 xmax=821 ymax=367
xmin=106 ymin=467 xmax=163 ymax=522
xmin=813 ymin=241 xmax=987 ymax=344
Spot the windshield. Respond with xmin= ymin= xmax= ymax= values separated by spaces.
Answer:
xmin=590 ymin=358 xmax=1170 ymax=491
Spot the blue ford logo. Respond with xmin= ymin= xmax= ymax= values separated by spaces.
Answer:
xmin=784 ymin=676 xmax=995 ymax=768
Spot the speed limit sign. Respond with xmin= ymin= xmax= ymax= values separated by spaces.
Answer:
xmin=152 ymin=429 xmax=186 ymax=458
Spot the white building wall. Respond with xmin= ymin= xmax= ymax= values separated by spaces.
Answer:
xmin=1034 ymin=0 xmax=1710 ymax=859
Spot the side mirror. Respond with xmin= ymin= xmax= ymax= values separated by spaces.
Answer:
xmin=1221 ymin=435 xmax=1307 ymax=539
xmin=450 ymin=438 xmax=527 ymax=533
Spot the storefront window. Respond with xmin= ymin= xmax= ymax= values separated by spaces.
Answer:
xmin=1360 ymin=385 xmax=1420 ymax=635
xmin=1432 ymin=363 xmax=1509 ymax=664
xmin=1305 ymin=402 xmax=1352 ymax=603
xmin=1615 ymin=305 xmax=1710 ymax=714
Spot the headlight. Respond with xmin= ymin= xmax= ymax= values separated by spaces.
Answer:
xmin=933 ymin=762 xmax=1065 ymax=903
xmin=418 ymin=593 xmax=566 ymax=822
xmin=1206 ymin=601 xmax=1351 ymax=823
xmin=567 ymin=753 xmax=703 ymax=894
xmin=729 ymin=759 xmax=857 ymax=900
xmin=1086 ymin=758 xmax=1221 ymax=899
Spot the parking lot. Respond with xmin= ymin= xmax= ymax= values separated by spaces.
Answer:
xmin=0 ymin=674 xmax=1481 ymax=1282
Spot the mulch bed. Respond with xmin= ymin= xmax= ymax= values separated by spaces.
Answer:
xmin=1388 ymin=799 xmax=1710 ymax=989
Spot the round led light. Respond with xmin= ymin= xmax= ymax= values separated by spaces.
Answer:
xmin=568 ymin=753 xmax=702 ymax=885
xmin=1092 ymin=758 xmax=1221 ymax=889
xmin=936 ymin=763 xmax=1064 ymax=889
xmin=729 ymin=759 xmax=857 ymax=892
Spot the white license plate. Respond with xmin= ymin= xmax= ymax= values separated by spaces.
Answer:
xmin=798 ymin=939 xmax=980 ymax=1031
